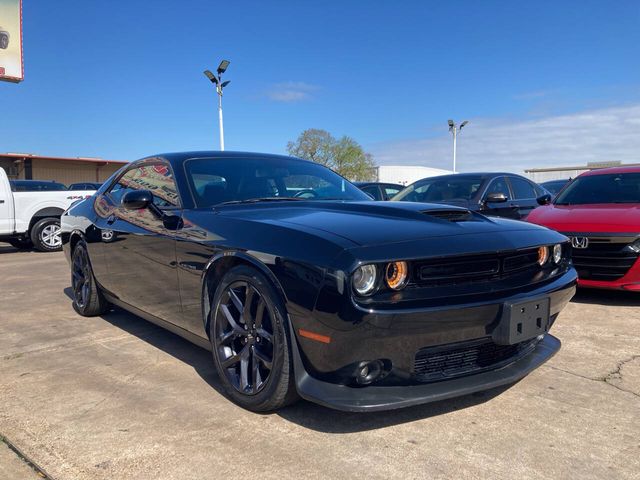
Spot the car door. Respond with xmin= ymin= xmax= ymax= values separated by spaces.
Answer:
xmin=481 ymin=177 xmax=520 ymax=219
xmin=506 ymin=176 xmax=539 ymax=219
xmin=96 ymin=162 xmax=183 ymax=323
xmin=0 ymin=172 xmax=14 ymax=234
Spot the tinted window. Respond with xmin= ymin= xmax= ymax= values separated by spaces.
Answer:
xmin=508 ymin=176 xmax=537 ymax=199
xmin=108 ymin=164 xmax=179 ymax=207
xmin=540 ymin=180 xmax=568 ymax=195
xmin=484 ymin=177 xmax=510 ymax=199
xmin=393 ymin=176 xmax=485 ymax=202
xmin=10 ymin=180 xmax=67 ymax=192
xmin=360 ymin=185 xmax=382 ymax=200
xmin=185 ymin=157 xmax=369 ymax=207
xmin=383 ymin=186 xmax=402 ymax=199
xmin=555 ymin=173 xmax=640 ymax=205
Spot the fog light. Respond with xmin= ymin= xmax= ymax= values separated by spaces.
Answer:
xmin=356 ymin=360 xmax=384 ymax=385
xmin=537 ymin=246 xmax=549 ymax=266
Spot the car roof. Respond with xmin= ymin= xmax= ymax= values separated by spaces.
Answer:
xmin=580 ymin=166 xmax=640 ymax=177
xmin=150 ymin=151 xmax=311 ymax=165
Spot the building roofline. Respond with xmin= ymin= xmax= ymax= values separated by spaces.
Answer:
xmin=0 ymin=153 xmax=129 ymax=165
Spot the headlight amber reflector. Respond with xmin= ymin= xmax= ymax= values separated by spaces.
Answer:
xmin=385 ymin=261 xmax=409 ymax=290
xmin=537 ymin=246 xmax=549 ymax=266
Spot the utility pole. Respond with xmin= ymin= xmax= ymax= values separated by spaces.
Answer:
xmin=204 ymin=60 xmax=231 ymax=150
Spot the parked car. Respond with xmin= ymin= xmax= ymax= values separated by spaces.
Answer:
xmin=354 ymin=182 xmax=403 ymax=201
xmin=9 ymin=180 xmax=68 ymax=192
xmin=0 ymin=27 xmax=9 ymax=50
xmin=0 ymin=168 xmax=96 ymax=251
xmin=528 ymin=167 xmax=640 ymax=291
xmin=539 ymin=179 xmax=570 ymax=197
xmin=68 ymin=182 xmax=102 ymax=191
xmin=392 ymin=173 xmax=549 ymax=220
xmin=62 ymin=151 xmax=576 ymax=412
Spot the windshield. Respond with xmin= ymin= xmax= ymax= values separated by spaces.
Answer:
xmin=185 ymin=157 xmax=370 ymax=207
xmin=554 ymin=173 xmax=640 ymax=205
xmin=541 ymin=180 xmax=568 ymax=195
xmin=392 ymin=175 xmax=485 ymax=202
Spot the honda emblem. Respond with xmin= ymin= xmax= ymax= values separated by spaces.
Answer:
xmin=571 ymin=237 xmax=589 ymax=249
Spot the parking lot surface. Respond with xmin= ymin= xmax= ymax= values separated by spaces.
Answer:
xmin=1 ymin=246 xmax=639 ymax=480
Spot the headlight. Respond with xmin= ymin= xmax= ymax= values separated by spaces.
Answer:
xmin=352 ymin=264 xmax=377 ymax=296
xmin=552 ymin=244 xmax=563 ymax=264
xmin=537 ymin=246 xmax=549 ymax=266
xmin=385 ymin=261 xmax=409 ymax=290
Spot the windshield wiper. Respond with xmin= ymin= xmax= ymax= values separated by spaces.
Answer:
xmin=216 ymin=197 xmax=305 ymax=206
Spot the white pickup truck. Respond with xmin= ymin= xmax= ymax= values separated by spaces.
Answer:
xmin=0 ymin=167 xmax=96 ymax=252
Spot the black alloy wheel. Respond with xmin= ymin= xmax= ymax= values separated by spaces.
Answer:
xmin=71 ymin=241 xmax=109 ymax=316
xmin=210 ymin=265 xmax=297 ymax=411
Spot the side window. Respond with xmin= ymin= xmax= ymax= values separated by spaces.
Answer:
xmin=361 ymin=185 xmax=382 ymax=200
xmin=383 ymin=186 xmax=401 ymax=199
xmin=508 ymin=176 xmax=537 ymax=200
xmin=485 ymin=177 xmax=510 ymax=198
xmin=107 ymin=164 xmax=180 ymax=207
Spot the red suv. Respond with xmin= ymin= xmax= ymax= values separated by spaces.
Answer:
xmin=528 ymin=166 xmax=640 ymax=291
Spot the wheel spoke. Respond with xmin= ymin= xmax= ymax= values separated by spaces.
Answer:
xmin=251 ymin=350 xmax=261 ymax=393
xmin=217 ymin=329 xmax=236 ymax=345
xmin=228 ymin=287 xmax=244 ymax=313
xmin=253 ymin=346 xmax=272 ymax=369
xmin=254 ymin=298 xmax=265 ymax=329
xmin=243 ymin=286 xmax=255 ymax=325
xmin=220 ymin=304 xmax=245 ymax=335
xmin=239 ymin=346 xmax=250 ymax=391
xmin=256 ymin=328 xmax=272 ymax=343
xmin=221 ymin=351 xmax=241 ymax=369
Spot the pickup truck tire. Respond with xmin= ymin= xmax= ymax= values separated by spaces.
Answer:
xmin=71 ymin=241 xmax=109 ymax=316
xmin=8 ymin=237 xmax=33 ymax=249
xmin=30 ymin=218 xmax=62 ymax=252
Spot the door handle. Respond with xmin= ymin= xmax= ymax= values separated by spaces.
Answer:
xmin=106 ymin=214 xmax=116 ymax=225
xmin=0 ymin=200 xmax=4 ymax=204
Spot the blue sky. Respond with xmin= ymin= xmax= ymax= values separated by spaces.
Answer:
xmin=1 ymin=0 xmax=639 ymax=171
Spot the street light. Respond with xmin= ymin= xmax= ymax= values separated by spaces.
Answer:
xmin=448 ymin=119 xmax=469 ymax=173
xmin=203 ymin=59 xmax=231 ymax=150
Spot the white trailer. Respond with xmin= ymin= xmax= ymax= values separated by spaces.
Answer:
xmin=375 ymin=165 xmax=453 ymax=186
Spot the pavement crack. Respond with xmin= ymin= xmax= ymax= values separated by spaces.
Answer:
xmin=1 ymin=434 xmax=55 ymax=479
xmin=545 ymin=357 xmax=640 ymax=400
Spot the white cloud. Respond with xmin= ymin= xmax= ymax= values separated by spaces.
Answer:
xmin=265 ymin=82 xmax=319 ymax=102
xmin=369 ymin=104 xmax=640 ymax=173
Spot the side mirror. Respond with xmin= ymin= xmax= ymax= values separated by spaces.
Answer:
xmin=485 ymin=192 xmax=508 ymax=203
xmin=122 ymin=190 xmax=153 ymax=210
xmin=536 ymin=194 xmax=552 ymax=206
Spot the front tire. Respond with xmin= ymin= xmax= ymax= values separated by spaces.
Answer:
xmin=71 ymin=241 xmax=109 ymax=316
xmin=30 ymin=218 xmax=62 ymax=252
xmin=210 ymin=265 xmax=298 ymax=411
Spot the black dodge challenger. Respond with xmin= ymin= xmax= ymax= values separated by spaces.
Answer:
xmin=61 ymin=152 xmax=577 ymax=412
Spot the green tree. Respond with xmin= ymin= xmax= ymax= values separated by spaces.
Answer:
xmin=287 ymin=129 xmax=377 ymax=181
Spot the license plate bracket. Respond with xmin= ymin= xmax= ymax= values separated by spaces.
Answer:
xmin=493 ymin=297 xmax=550 ymax=345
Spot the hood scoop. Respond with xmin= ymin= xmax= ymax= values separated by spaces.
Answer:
xmin=422 ymin=209 xmax=474 ymax=222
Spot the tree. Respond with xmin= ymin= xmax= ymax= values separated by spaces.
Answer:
xmin=287 ymin=129 xmax=377 ymax=181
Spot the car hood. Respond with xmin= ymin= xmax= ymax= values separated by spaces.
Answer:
xmin=217 ymin=200 xmax=553 ymax=247
xmin=528 ymin=204 xmax=640 ymax=233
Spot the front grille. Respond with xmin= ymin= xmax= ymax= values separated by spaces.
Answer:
xmin=413 ymin=337 xmax=538 ymax=382
xmin=414 ymin=248 xmax=541 ymax=287
xmin=564 ymin=235 xmax=639 ymax=281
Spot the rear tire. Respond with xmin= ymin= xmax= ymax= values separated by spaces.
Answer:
xmin=8 ymin=237 xmax=33 ymax=249
xmin=209 ymin=265 xmax=298 ymax=411
xmin=30 ymin=218 xmax=62 ymax=252
xmin=71 ymin=241 xmax=110 ymax=316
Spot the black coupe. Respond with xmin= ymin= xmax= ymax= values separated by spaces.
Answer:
xmin=62 ymin=152 xmax=577 ymax=412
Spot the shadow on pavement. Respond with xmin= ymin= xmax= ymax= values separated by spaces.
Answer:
xmin=63 ymin=287 xmax=513 ymax=433
xmin=571 ymin=288 xmax=640 ymax=306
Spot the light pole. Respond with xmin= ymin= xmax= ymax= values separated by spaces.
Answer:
xmin=204 ymin=60 xmax=231 ymax=151
xmin=447 ymin=119 xmax=468 ymax=173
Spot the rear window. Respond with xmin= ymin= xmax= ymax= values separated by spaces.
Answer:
xmin=10 ymin=181 xmax=67 ymax=192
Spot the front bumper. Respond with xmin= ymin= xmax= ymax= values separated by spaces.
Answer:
xmin=292 ymin=333 xmax=561 ymax=412
xmin=578 ymin=257 xmax=640 ymax=291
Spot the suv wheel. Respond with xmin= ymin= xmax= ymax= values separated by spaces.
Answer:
xmin=30 ymin=218 xmax=62 ymax=252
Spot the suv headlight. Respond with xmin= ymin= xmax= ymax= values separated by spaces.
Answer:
xmin=352 ymin=264 xmax=377 ymax=296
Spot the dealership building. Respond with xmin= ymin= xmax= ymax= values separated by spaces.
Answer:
xmin=0 ymin=152 xmax=128 ymax=185
xmin=525 ymin=161 xmax=640 ymax=182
